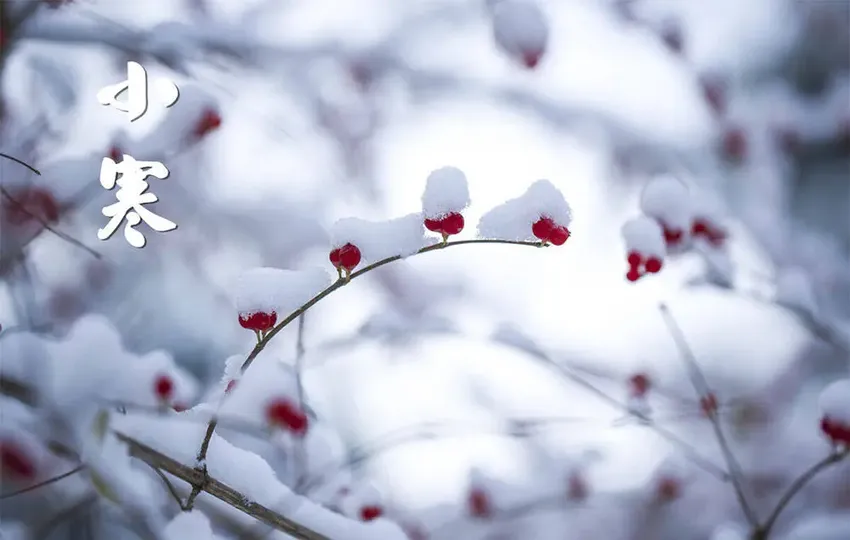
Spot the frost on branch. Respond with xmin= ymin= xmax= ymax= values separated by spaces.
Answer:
xmin=477 ymin=179 xmax=572 ymax=244
xmin=621 ymin=216 xmax=665 ymax=282
xmin=818 ymin=379 xmax=850 ymax=448
xmin=490 ymin=0 xmax=550 ymax=69
xmin=330 ymin=214 xmax=427 ymax=266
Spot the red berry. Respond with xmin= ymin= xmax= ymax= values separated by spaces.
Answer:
xmin=706 ymin=228 xmax=727 ymax=247
xmin=700 ymin=393 xmax=718 ymax=417
xmin=337 ymin=243 xmax=361 ymax=271
xmin=627 ymin=251 xmax=642 ymax=267
xmin=644 ymin=257 xmax=662 ymax=274
xmin=548 ymin=225 xmax=570 ymax=246
xmin=657 ymin=477 xmax=680 ymax=501
xmin=629 ymin=373 xmax=650 ymax=397
xmin=662 ymin=225 xmax=684 ymax=246
xmin=626 ymin=268 xmax=642 ymax=282
xmin=238 ymin=311 xmax=277 ymax=332
xmin=722 ymin=127 xmax=747 ymax=162
xmin=424 ymin=217 xmax=443 ymax=233
xmin=225 ymin=380 xmax=237 ymax=394
xmin=173 ymin=403 xmax=188 ymax=412
xmin=266 ymin=398 xmax=308 ymax=436
xmin=521 ymin=49 xmax=543 ymax=69
xmin=108 ymin=146 xmax=122 ymax=162
xmin=329 ymin=248 xmax=342 ymax=268
xmin=821 ymin=417 xmax=850 ymax=447
xmin=154 ymin=374 xmax=174 ymax=401
xmin=359 ymin=505 xmax=383 ymax=521
xmin=468 ymin=487 xmax=491 ymax=518
xmin=440 ymin=212 xmax=464 ymax=236
xmin=567 ymin=472 xmax=588 ymax=501
xmin=691 ymin=220 xmax=709 ymax=236
xmin=193 ymin=108 xmax=222 ymax=138
xmin=532 ymin=217 xmax=555 ymax=242
xmin=3 ymin=187 xmax=60 ymax=226
xmin=0 ymin=442 xmax=36 ymax=481
xmin=699 ymin=74 xmax=726 ymax=117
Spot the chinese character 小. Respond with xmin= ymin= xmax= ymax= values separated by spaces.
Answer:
xmin=97 ymin=155 xmax=176 ymax=248
xmin=97 ymin=61 xmax=179 ymax=122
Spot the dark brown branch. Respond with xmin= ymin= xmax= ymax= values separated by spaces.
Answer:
xmin=113 ymin=431 xmax=331 ymax=540
xmin=658 ymin=303 xmax=759 ymax=526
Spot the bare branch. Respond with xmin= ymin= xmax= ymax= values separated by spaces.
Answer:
xmin=658 ymin=303 xmax=759 ymax=527
xmin=0 ymin=465 xmax=86 ymax=500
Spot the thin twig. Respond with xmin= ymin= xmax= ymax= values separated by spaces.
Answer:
xmin=755 ymin=448 xmax=849 ymax=539
xmin=193 ymin=239 xmax=544 ymax=466
xmin=658 ymin=303 xmax=759 ymax=527
xmin=292 ymin=314 xmax=308 ymax=491
xmin=0 ymin=187 xmax=102 ymax=260
xmin=148 ymin=464 xmax=189 ymax=510
xmin=0 ymin=465 xmax=86 ymax=499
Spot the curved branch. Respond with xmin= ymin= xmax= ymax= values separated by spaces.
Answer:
xmin=755 ymin=449 xmax=848 ymax=539
xmin=193 ymin=239 xmax=544 ymax=467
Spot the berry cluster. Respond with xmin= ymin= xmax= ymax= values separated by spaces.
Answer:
xmin=531 ymin=216 xmax=570 ymax=246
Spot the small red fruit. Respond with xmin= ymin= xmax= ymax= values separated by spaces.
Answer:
xmin=629 ymin=373 xmax=650 ymax=397
xmin=108 ymin=146 xmax=122 ymax=162
xmin=627 ymin=251 xmax=642 ymax=267
xmin=193 ymin=108 xmax=222 ymax=138
xmin=225 ymin=380 xmax=237 ymax=394
xmin=0 ymin=442 xmax=36 ymax=481
xmin=468 ymin=487 xmax=491 ymax=518
xmin=154 ymin=374 xmax=174 ymax=401
xmin=656 ymin=477 xmax=680 ymax=502
xmin=521 ymin=49 xmax=543 ymax=69
xmin=700 ymin=393 xmax=718 ymax=417
xmin=626 ymin=268 xmax=642 ymax=282
xmin=359 ymin=505 xmax=383 ymax=521
xmin=330 ymin=243 xmax=362 ymax=272
xmin=238 ymin=311 xmax=277 ymax=332
xmin=662 ymin=225 xmax=684 ymax=246
xmin=3 ymin=187 xmax=60 ymax=226
xmin=532 ymin=217 xmax=555 ymax=242
xmin=567 ymin=472 xmax=588 ymax=501
xmin=644 ymin=257 xmax=662 ymax=274
xmin=424 ymin=217 xmax=443 ymax=233
xmin=722 ymin=127 xmax=747 ymax=163
xmin=266 ymin=398 xmax=308 ymax=436
xmin=821 ymin=417 xmax=850 ymax=447
xmin=440 ymin=212 xmax=465 ymax=236
xmin=548 ymin=225 xmax=570 ymax=246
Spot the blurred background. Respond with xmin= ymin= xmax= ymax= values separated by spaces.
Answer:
xmin=0 ymin=0 xmax=848 ymax=539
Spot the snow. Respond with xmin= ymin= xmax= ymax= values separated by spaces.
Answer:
xmin=165 ymin=512 xmax=223 ymax=540
xmin=421 ymin=166 xmax=471 ymax=219
xmin=818 ymin=379 xmax=850 ymax=425
xmin=639 ymin=174 xmax=693 ymax=231
xmin=217 ymin=351 xmax=299 ymax=425
xmin=234 ymin=267 xmax=332 ymax=315
xmin=621 ymin=216 xmax=666 ymax=258
xmin=115 ymin=413 xmax=407 ymax=539
xmin=775 ymin=267 xmax=819 ymax=318
xmin=490 ymin=0 xmax=549 ymax=58
xmin=340 ymin=482 xmax=383 ymax=517
xmin=330 ymin=214 xmax=428 ymax=263
xmin=782 ymin=514 xmax=850 ymax=540
xmin=477 ymin=180 xmax=572 ymax=241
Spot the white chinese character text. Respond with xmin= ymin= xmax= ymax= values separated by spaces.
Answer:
xmin=97 ymin=61 xmax=180 ymax=122
xmin=98 ymin=155 xmax=177 ymax=248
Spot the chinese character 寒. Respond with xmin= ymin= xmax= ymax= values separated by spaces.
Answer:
xmin=97 ymin=155 xmax=177 ymax=248
xmin=97 ymin=61 xmax=180 ymax=122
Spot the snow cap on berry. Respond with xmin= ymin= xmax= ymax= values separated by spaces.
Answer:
xmin=218 ymin=354 xmax=299 ymax=424
xmin=819 ymin=379 xmax=850 ymax=426
xmin=491 ymin=0 xmax=549 ymax=67
xmin=421 ymin=166 xmax=470 ymax=219
xmin=165 ymin=512 xmax=218 ymax=540
xmin=331 ymin=214 xmax=427 ymax=263
xmin=477 ymin=179 xmax=572 ymax=241
xmin=640 ymin=175 xmax=692 ymax=231
xmin=234 ymin=267 xmax=331 ymax=316
xmin=621 ymin=216 xmax=666 ymax=259
xmin=340 ymin=482 xmax=383 ymax=518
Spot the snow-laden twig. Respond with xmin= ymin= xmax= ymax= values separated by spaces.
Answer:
xmin=193 ymin=239 xmax=544 ymax=469
xmin=658 ymin=303 xmax=759 ymax=527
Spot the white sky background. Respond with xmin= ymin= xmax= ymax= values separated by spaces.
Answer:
xmin=1 ymin=0 xmax=819 ymax=522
